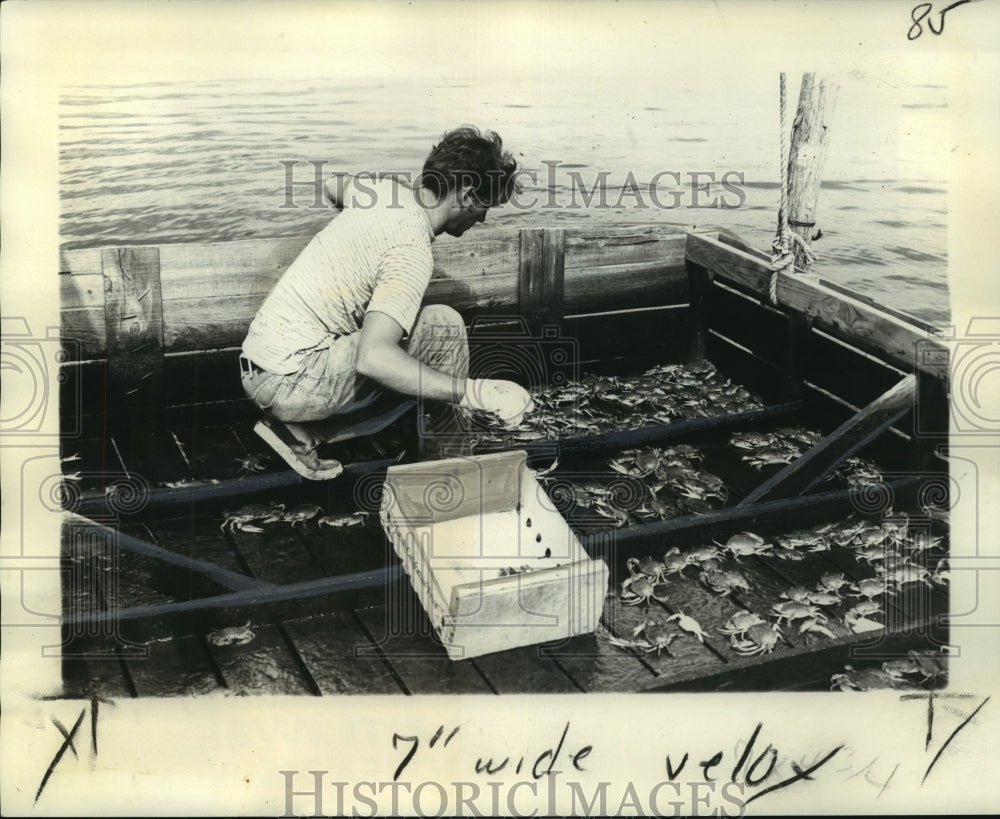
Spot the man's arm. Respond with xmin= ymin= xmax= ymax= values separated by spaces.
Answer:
xmin=356 ymin=311 xmax=465 ymax=403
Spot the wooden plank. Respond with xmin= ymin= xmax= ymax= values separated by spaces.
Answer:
xmin=705 ymin=281 xmax=788 ymax=366
xmin=591 ymin=477 xmax=925 ymax=557
xmin=564 ymin=227 xmax=688 ymax=270
xmin=66 ymin=513 xmax=268 ymax=593
xmin=685 ymin=232 xmax=949 ymax=378
xmin=164 ymin=349 xmax=243 ymax=407
xmin=63 ymin=263 xmax=692 ymax=359
xmin=61 ymin=228 xmax=697 ymax=360
xmin=685 ymin=262 xmax=711 ymax=364
xmin=102 ymin=248 xmax=167 ymax=470
xmin=62 ymin=655 xmax=134 ymax=699
xmin=519 ymin=228 xmax=566 ymax=330
xmin=738 ymin=374 xmax=917 ymax=505
xmin=207 ymin=622 xmax=315 ymax=695
xmin=281 ymin=613 xmax=405 ymax=695
xmin=542 ymin=622 xmax=661 ymax=693
xmin=804 ymin=328 xmax=907 ymax=410
xmin=173 ymin=423 xmax=259 ymax=482
xmin=603 ymin=593 xmax=728 ymax=684
xmin=471 ymin=643 xmax=581 ymax=693
xmin=126 ymin=634 xmax=221 ymax=697
xmin=562 ymin=262 xmax=687 ymax=315
xmin=650 ymin=628 xmax=941 ymax=693
xmin=560 ymin=307 xmax=689 ymax=365
xmin=354 ymin=600 xmax=496 ymax=694
xmin=706 ymin=332 xmax=785 ymax=404
xmin=71 ymin=456 xmax=396 ymax=521
xmin=63 ymin=567 xmax=406 ymax=642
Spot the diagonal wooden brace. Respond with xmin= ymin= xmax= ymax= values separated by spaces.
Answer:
xmin=65 ymin=512 xmax=271 ymax=592
xmin=737 ymin=373 xmax=917 ymax=506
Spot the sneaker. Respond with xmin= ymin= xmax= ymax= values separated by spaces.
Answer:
xmin=253 ymin=418 xmax=344 ymax=480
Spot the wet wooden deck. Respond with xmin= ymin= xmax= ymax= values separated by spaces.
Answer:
xmin=59 ymin=406 xmax=949 ymax=698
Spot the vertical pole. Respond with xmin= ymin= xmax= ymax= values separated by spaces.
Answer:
xmin=787 ymin=73 xmax=839 ymax=269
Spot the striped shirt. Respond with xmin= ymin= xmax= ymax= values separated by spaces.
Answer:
xmin=243 ymin=179 xmax=435 ymax=374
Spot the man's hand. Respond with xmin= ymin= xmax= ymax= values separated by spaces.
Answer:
xmin=460 ymin=378 xmax=535 ymax=428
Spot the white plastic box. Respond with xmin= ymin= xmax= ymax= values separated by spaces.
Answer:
xmin=380 ymin=450 xmax=610 ymax=660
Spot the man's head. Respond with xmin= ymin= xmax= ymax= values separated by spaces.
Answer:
xmin=417 ymin=126 xmax=520 ymax=236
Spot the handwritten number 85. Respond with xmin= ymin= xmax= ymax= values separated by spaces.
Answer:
xmin=909 ymin=0 xmax=976 ymax=40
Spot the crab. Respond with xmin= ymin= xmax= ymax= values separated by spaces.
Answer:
xmin=881 ymin=657 xmax=922 ymax=681
xmin=777 ymin=529 xmax=828 ymax=551
xmin=626 ymin=556 xmax=666 ymax=582
xmin=929 ymin=557 xmax=950 ymax=586
xmin=282 ymin=503 xmax=323 ymax=528
xmin=221 ymin=502 xmax=285 ymax=533
xmin=831 ymin=665 xmax=909 ymax=691
xmin=830 ymin=519 xmax=871 ymax=547
xmin=699 ymin=568 xmax=751 ymax=596
xmin=234 ymin=453 xmax=270 ymax=475
xmin=805 ymin=590 xmax=842 ymax=606
xmin=880 ymin=512 xmax=910 ymax=543
xmin=847 ymin=599 xmax=883 ymax=619
xmin=907 ymin=650 xmax=948 ymax=683
xmin=844 ymin=464 xmax=884 ymax=488
xmin=729 ymin=622 xmax=782 ymax=655
xmin=730 ymin=431 xmax=772 ymax=451
xmin=716 ymin=532 xmax=771 ymax=561
xmin=609 ymin=617 xmax=679 ymax=656
xmin=781 ymin=585 xmax=812 ymax=603
xmin=206 ymin=621 xmax=255 ymax=647
xmin=318 ymin=511 xmax=367 ymax=528
xmin=593 ymin=503 xmax=632 ymax=528
xmin=906 ymin=532 xmax=945 ymax=553
xmin=686 ymin=544 xmax=721 ymax=565
xmin=660 ymin=547 xmax=693 ymax=577
xmin=921 ymin=503 xmax=950 ymax=524
xmin=743 ymin=446 xmax=798 ymax=470
xmin=816 ymin=572 xmax=850 ymax=594
xmin=853 ymin=544 xmax=890 ymax=566
xmin=880 ymin=562 xmax=934 ymax=589
xmin=771 ymin=601 xmax=827 ymax=626
xmin=667 ymin=611 xmax=707 ymax=643
xmin=772 ymin=545 xmax=807 ymax=561
xmin=670 ymin=444 xmax=704 ymax=463
xmin=619 ymin=574 xmax=670 ymax=607
xmin=850 ymin=577 xmax=893 ymax=599
xmin=716 ymin=611 xmax=766 ymax=637
xmin=851 ymin=525 xmax=890 ymax=549
xmin=771 ymin=600 xmax=836 ymax=639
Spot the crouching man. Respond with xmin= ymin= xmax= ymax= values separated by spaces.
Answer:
xmin=239 ymin=126 xmax=533 ymax=478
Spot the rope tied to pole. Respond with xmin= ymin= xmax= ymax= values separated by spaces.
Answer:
xmin=769 ymin=73 xmax=816 ymax=306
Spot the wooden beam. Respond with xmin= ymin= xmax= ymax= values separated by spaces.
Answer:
xmin=519 ymin=227 xmax=566 ymax=330
xmin=62 ymin=566 xmax=405 ymax=637
xmin=583 ymin=476 xmax=925 ymax=557
xmin=71 ymin=455 xmax=399 ymax=519
xmin=102 ymin=247 xmax=165 ymax=429
xmin=737 ymin=374 xmax=917 ymax=506
xmin=685 ymin=232 xmax=949 ymax=379
xmin=65 ymin=513 xmax=271 ymax=592
xmin=61 ymin=227 xmax=694 ymax=360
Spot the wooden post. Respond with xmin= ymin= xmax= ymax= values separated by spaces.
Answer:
xmin=787 ymin=74 xmax=839 ymax=268
xmin=518 ymin=228 xmax=565 ymax=333
xmin=102 ymin=246 xmax=166 ymax=472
